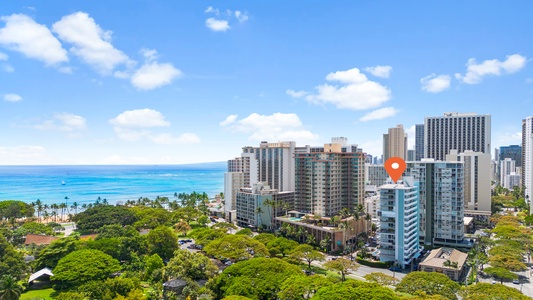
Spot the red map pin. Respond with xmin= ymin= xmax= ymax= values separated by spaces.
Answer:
xmin=385 ymin=157 xmax=406 ymax=183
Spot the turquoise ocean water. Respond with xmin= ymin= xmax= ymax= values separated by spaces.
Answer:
xmin=0 ymin=162 xmax=226 ymax=206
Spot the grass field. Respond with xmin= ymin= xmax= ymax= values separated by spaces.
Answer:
xmin=20 ymin=288 xmax=54 ymax=300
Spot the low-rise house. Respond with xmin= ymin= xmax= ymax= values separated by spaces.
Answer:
xmin=418 ymin=247 xmax=468 ymax=281
xmin=24 ymin=234 xmax=59 ymax=246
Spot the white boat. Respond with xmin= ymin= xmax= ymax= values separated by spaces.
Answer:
xmin=61 ymin=181 xmax=66 ymax=185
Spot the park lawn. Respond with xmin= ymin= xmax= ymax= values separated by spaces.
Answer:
xmin=20 ymin=288 xmax=54 ymax=300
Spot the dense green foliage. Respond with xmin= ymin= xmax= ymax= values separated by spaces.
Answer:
xmin=165 ymin=249 xmax=218 ymax=280
xmin=459 ymin=283 xmax=531 ymax=300
xmin=0 ymin=200 xmax=35 ymax=220
xmin=52 ymin=249 xmax=121 ymax=286
xmin=131 ymin=207 xmax=172 ymax=229
xmin=35 ymin=236 xmax=79 ymax=270
xmin=203 ymin=234 xmax=269 ymax=261
xmin=0 ymin=274 xmax=23 ymax=300
xmin=323 ymin=258 xmax=359 ymax=281
xmin=0 ymin=235 xmax=26 ymax=280
xmin=146 ymin=225 xmax=179 ymax=261
xmin=15 ymin=221 xmax=54 ymax=236
xmin=290 ymin=244 xmax=325 ymax=269
xmin=278 ymin=275 xmax=337 ymax=300
xmin=311 ymin=280 xmax=399 ymax=300
xmin=73 ymin=205 xmax=137 ymax=233
xmin=212 ymin=257 xmax=302 ymax=299
xmin=396 ymin=272 xmax=460 ymax=300
xmin=483 ymin=267 xmax=518 ymax=283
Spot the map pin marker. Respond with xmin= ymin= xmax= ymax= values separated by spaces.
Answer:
xmin=385 ymin=157 xmax=406 ymax=183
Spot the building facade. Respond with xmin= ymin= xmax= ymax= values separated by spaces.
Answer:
xmin=424 ymin=112 xmax=491 ymax=161
xmin=523 ymin=117 xmax=533 ymax=203
xmin=500 ymin=158 xmax=516 ymax=188
xmin=383 ymin=125 xmax=407 ymax=161
xmin=446 ymin=150 xmax=491 ymax=213
xmin=379 ymin=177 xmax=421 ymax=268
xmin=405 ymin=160 xmax=465 ymax=247
xmin=235 ymin=182 xmax=294 ymax=229
xmin=365 ymin=164 xmax=388 ymax=187
xmin=294 ymin=139 xmax=365 ymax=217
xmin=415 ymin=124 xmax=424 ymax=161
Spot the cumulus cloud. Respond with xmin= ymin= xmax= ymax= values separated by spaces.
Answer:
xmin=52 ymin=12 xmax=130 ymax=74
xmin=205 ymin=18 xmax=230 ymax=32
xmin=364 ymin=65 xmax=392 ymax=78
xmin=455 ymin=54 xmax=527 ymax=84
xmin=0 ymin=14 xmax=68 ymax=65
xmin=131 ymin=62 xmax=182 ymax=90
xmin=140 ymin=48 xmax=158 ymax=62
xmin=234 ymin=11 xmax=249 ymax=23
xmin=219 ymin=115 xmax=238 ymax=126
xmin=110 ymin=109 xmax=198 ymax=144
xmin=220 ymin=112 xmax=319 ymax=143
xmin=301 ymin=67 xmax=391 ymax=110
xmin=359 ymin=107 xmax=399 ymax=122
xmin=420 ymin=74 xmax=451 ymax=93
xmin=0 ymin=52 xmax=7 ymax=60
xmin=205 ymin=6 xmax=220 ymax=15
xmin=3 ymin=93 xmax=22 ymax=102
xmin=34 ymin=113 xmax=87 ymax=137
xmin=109 ymin=108 xmax=170 ymax=128
xmin=0 ymin=145 xmax=46 ymax=160
xmin=286 ymin=89 xmax=308 ymax=98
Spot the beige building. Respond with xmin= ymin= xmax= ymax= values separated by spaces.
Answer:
xmin=383 ymin=125 xmax=407 ymax=161
xmin=419 ymin=247 xmax=468 ymax=281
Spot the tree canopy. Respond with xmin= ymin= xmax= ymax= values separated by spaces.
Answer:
xmin=146 ymin=225 xmax=179 ymax=261
xmin=0 ymin=200 xmax=34 ymax=220
xmin=483 ymin=267 xmax=518 ymax=283
xmin=52 ymin=249 xmax=121 ymax=286
xmin=212 ymin=257 xmax=302 ymax=300
xmin=165 ymin=249 xmax=218 ymax=280
xmin=291 ymin=244 xmax=325 ymax=269
xmin=35 ymin=236 xmax=80 ymax=270
xmin=279 ymin=274 xmax=337 ymax=300
xmin=364 ymin=272 xmax=399 ymax=286
xmin=0 ymin=235 xmax=27 ymax=280
xmin=323 ymin=258 xmax=359 ymax=281
xmin=203 ymin=234 xmax=269 ymax=261
xmin=73 ymin=205 xmax=137 ymax=233
xmin=311 ymin=280 xmax=399 ymax=300
xmin=395 ymin=272 xmax=460 ymax=300
xmin=459 ymin=283 xmax=530 ymax=300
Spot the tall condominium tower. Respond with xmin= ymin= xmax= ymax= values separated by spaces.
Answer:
xmin=405 ymin=160 xmax=465 ymax=247
xmin=383 ymin=125 xmax=407 ymax=161
xmin=415 ymin=124 xmax=424 ymax=161
xmin=294 ymin=138 xmax=365 ymax=217
xmin=523 ymin=117 xmax=533 ymax=203
xmin=500 ymin=158 xmax=516 ymax=188
xmin=499 ymin=145 xmax=522 ymax=167
xmin=447 ymin=150 xmax=491 ymax=213
xmin=424 ymin=112 xmax=491 ymax=161
xmin=379 ymin=177 xmax=421 ymax=268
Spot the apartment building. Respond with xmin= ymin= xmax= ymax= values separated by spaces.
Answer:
xmin=383 ymin=125 xmax=408 ymax=161
xmin=523 ymin=117 xmax=533 ymax=203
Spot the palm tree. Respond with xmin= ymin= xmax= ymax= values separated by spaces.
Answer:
xmin=320 ymin=235 xmax=332 ymax=253
xmin=35 ymin=199 xmax=43 ymax=222
xmin=0 ymin=274 xmax=23 ymax=300
xmin=71 ymin=202 xmax=79 ymax=215
xmin=255 ymin=207 xmax=264 ymax=228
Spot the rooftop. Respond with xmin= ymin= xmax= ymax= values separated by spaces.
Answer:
xmin=24 ymin=234 xmax=59 ymax=246
xmin=419 ymin=247 xmax=468 ymax=270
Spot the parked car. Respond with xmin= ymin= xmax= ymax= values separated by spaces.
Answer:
xmin=513 ymin=279 xmax=520 ymax=284
xmin=491 ymin=280 xmax=497 ymax=284
xmin=224 ymin=261 xmax=232 ymax=266
xmin=389 ymin=266 xmax=402 ymax=272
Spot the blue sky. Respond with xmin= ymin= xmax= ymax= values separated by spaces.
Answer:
xmin=0 ymin=1 xmax=532 ymax=165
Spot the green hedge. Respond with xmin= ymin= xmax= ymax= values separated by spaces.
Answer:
xmin=356 ymin=258 xmax=391 ymax=268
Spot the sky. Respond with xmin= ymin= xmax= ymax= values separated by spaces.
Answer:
xmin=0 ymin=1 xmax=532 ymax=165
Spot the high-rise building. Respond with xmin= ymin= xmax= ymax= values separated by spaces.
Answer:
xmin=447 ymin=150 xmax=491 ymax=213
xmin=424 ymin=112 xmax=491 ymax=161
xmin=379 ymin=177 xmax=421 ymax=268
xmin=407 ymin=150 xmax=415 ymax=161
xmin=505 ymin=173 xmax=521 ymax=191
xmin=494 ymin=148 xmax=500 ymax=163
xmin=383 ymin=125 xmax=407 ymax=161
xmin=365 ymin=164 xmax=388 ymax=186
xmin=523 ymin=117 xmax=533 ymax=203
xmin=500 ymin=158 xmax=516 ymax=188
xmin=415 ymin=124 xmax=424 ymax=161
xmin=235 ymin=182 xmax=294 ymax=229
xmin=294 ymin=138 xmax=365 ymax=217
xmin=405 ymin=160 xmax=465 ymax=247
xmin=500 ymin=145 xmax=522 ymax=167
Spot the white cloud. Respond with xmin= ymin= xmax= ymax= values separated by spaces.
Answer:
xmin=3 ymin=93 xmax=22 ymax=102
xmin=234 ymin=11 xmax=249 ymax=23
xmin=0 ymin=52 xmax=7 ymax=60
xmin=2 ymin=64 xmax=14 ymax=72
xmin=109 ymin=108 xmax=170 ymax=128
xmin=205 ymin=18 xmax=230 ymax=32
xmin=455 ymin=54 xmax=527 ymax=84
xmin=140 ymin=48 xmax=158 ymax=62
xmin=360 ymin=139 xmax=382 ymax=157
xmin=34 ymin=113 xmax=87 ymax=134
xmin=220 ymin=112 xmax=319 ymax=143
xmin=205 ymin=6 xmax=220 ymax=15
xmin=364 ymin=65 xmax=392 ymax=78
xmin=52 ymin=12 xmax=130 ymax=74
xmin=219 ymin=115 xmax=238 ymax=126
xmin=420 ymin=74 xmax=451 ymax=93
xmin=131 ymin=62 xmax=182 ymax=90
xmin=0 ymin=145 xmax=46 ymax=159
xmin=0 ymin=14 xmax=68 ymax=65
xmin=359 ymin=107 xmax=399 ymax=122
xmin=150 ymin=133 xmax=201 ymax=145
xmin=286 ymin=89 xmax=308 ymax=98
xmin=303 ymin=67 xmax=391 ymax=110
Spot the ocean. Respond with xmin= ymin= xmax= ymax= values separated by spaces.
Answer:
xmin=0 ymin=162 xmax=226 ymax=206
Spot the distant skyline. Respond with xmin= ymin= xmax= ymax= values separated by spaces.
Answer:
xmin=0 ymin=1 xmax=532 ymax=165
